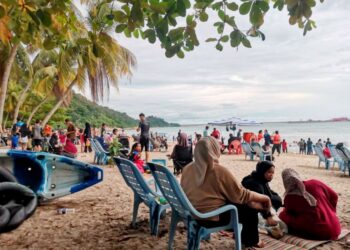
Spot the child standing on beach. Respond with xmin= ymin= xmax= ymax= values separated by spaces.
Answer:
xmin=129 ymin=143 xmax=149 ymax=173
xmin=282 ymin=139 xmax=288 ymax=153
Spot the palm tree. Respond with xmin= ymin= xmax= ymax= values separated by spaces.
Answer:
xmin=41 ymin=1 xmax=136 ymax=126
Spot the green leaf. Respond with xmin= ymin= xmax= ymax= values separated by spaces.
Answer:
xmin=133 ymin=29 xmax=139 ymax=38
xmin=131 ymin=1 xmax=143 ymax=23
xmin=205 ymin=38 xmax=217 ymax=42
xmin=226 ymin=16 xmax=237 ymax=28
xmin=227 ymin=2 xmax=239 ymax=11
xmin=186 ymin=15 xmax=194 ymax=25
xmin=199 ymin=12 xmax=209 ymax=22
xmin=36 ymin=9 xmax=52 ymax=27
xmin=168 ymin=27 xmax=185 ymax=41
xmin=250 ymin=7 xmax=264 ymax=26
xmin=212 ymin=2 xmax=223 ymax=10
xmin=0 ymin=6 xmax=5 ymax=19
xmin=43 ymin=38 xmax=56 ymax=50
xmin=115 ymin=24 xmax=127 ymax=33
xmin=230 ymin=30 xmax=241 ymax=47
xmin=239 ymin=1 xmax=252 ymax=15
xmin=273 ymin=0 xmax=284 ymax=11
xmin=218 ymin=10 xmax=225 ymax=21
xmin=168 ymin=16 xmax=177 ymax=26
xmin=114 ymin=10 xmax=127 ymax=22
xmin=256 ymin=0 xmax=269 ymax=12
xmin=76 ymin=38 xmax=91 ymax=46
xmin=215 ymin=43 xmax=223 ymax=51
xmin=220 ymin=35 xmax=229 ymax=43
xmin=177 ymin=50 xmax=185 ymax=59
xmin=177 ymin=0 xmax=187 ymax=17
xmin=242 ymin=37 xmax=251 ymax=48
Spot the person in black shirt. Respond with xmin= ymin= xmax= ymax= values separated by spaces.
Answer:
xmin=137 ymin=113 xmax=150 ymax=162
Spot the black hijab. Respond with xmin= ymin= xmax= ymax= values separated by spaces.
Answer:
xmin=251 ymin=161 xmax=275 ymax=183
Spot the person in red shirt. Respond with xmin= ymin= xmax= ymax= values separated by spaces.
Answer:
xmin=272 ymin=131 xmax=281 ymax=156
xmin=323 ymin=147 xmax=332 ymax=169
xmin=279 ymin=168 xmax=341 ymax=240
xmin=281 ymin=139 xmax=288 ymax=153
xmin=210 ymin=128 xmax=220 ymax=140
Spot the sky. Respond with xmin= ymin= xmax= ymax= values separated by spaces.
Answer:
xmin=90 ymin=0 xmax=350 ymax=125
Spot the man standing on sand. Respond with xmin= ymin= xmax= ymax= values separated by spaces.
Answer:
xmin=137 ymin=113 xmax=150 ymax=162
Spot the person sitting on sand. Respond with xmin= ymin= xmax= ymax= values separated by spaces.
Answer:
xmin=279 ymin=168 xmax=341 ymax=240
xmin=242 ymin=161 xmax=283 ymax=228
xmin=323 ymin=146 xmax=332 ymax=169
xmin=210 ymin=128 xmax=220 ymax=139
xmin=129 ymin=143 xmax=149 ymax=173
xmin=168 ymin=132 xmax=193 ymax=175
xmin=181 ymin=136 xmax=272 ymax=248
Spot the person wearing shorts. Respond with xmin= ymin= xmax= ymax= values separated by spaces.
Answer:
xmin=137 ymin=113 xmax=150 ymax=162
xmin=33 ymin=120 xmax=43 ymax=151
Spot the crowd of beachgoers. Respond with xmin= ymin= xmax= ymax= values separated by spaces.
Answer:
xmin=1 ymin=114 xmax=350 ymax=249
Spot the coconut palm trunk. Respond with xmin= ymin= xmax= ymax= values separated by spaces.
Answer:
xmin=26 ymin=95 xmax=50 ymax=125
xmin=12 ymin=78 xmax=33 ymax=124
xmin=0 ymin=44 xmax=19 ymax=132
xmin=41 ymin=79 xmax=76 ymax=127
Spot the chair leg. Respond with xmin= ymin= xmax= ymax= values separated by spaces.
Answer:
xmin=150 ymin=204 xmax=166 ymax=236
xmin=168 ymin=212 xmax=180 ymax=250
xmin=132 ymin=195 xmax=141 ymax=228
xmin=232 ymin=223 xmax=242 ymax=250
xmin=187 ymin=220 xmax=202 ymax=250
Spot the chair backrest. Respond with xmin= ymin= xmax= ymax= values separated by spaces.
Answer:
xmin=148 ymin=162 xmax=196 ymax=218
xmin=93 ymin=138 xmax=108 ymax=154
xmin=328 ymin=145 xmax=343 ymax=163
xmin=241 ymin=142 xmax=252 ymax=154
xmin=151 ymin=159 xmax=167 ymax=166
xmin=114 ymin=157 xmax=154 ymax=202
xmin=335 ymin=147 xmax=350 ymax=163
xmin=314 ymin=145 xmax=326 ymax=161
xmin=90 ymin=139 xmax=100 ymax=153
xmin=251 ymin=142 xmax=262 ymax=155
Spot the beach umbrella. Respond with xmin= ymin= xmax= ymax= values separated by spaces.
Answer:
xmin=208 ymin=117 xmax=262 ymax=126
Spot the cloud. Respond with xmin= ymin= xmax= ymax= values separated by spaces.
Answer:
xmin=93 ymin=0 xmax=350 ymax=124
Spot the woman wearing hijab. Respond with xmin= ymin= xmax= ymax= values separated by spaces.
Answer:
xmin=169 ymin=132 xmax=193 ymax=175
xmin=83 ymin=122 xmax=92 ymax=153
xmin=279 ymin=168 xmax=341 ymax=240
xmin=242 ymin=161 xmax=282 ymax=214
xmin=181 ymin=136 xmax=272 ymax=248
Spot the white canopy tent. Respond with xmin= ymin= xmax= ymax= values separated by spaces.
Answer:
xmin=208 ymin=117 xmax=262 ymax=126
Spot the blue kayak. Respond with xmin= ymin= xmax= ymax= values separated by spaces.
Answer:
xmin=0 ymin=149 xmax=103 ymax=202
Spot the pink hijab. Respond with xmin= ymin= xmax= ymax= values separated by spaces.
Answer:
xmin=282 ymin=168 xmax=317 ymax=207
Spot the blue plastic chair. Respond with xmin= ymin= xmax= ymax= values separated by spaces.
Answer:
xmin=335 ymin=147 xmax=350 ymax=176
xmin=251 ymin=142 xmax=264 ymax=161
xmin=314 ymin=145 xmax=332 ymax=169
xmin=93 ymin=138 xmax=110 ymax=165
xmin=148 ymin=162 xmax=242 ymax=250
xmin=151 ymin=159 xmax=167 ymax=166
xmin=114 ymin=157 xmax=169 ymax=235
xmin=90 ymin=139 xmax=102 ymax=164
xmin=328 ymin=145 xmax=345 ymax=171
xmin=241 ymin=142 xmax=254 ymax=161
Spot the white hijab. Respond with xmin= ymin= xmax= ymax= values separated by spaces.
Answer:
xmin=191 ymin=136 xmax=221 ymax=186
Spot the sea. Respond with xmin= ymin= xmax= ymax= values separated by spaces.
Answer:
xmin=125 ymin=121 xmax=350 ymax=153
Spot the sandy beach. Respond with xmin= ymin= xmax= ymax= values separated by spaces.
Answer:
xmin=1 ymin=147 xmax=349 ymax=250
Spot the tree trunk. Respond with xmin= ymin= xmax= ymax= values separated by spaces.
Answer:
xmin=3 ymin=112 xmax=9 ymax=129
xmin=41 ymin=80 xmax=76 ymax=127
xmin=0 ymin=44 xmax=19 ymax=133
xmin=12 ymin=78 xmax=33 ymax=124
xmin=26 ymin=95 xmax=49 ymax=125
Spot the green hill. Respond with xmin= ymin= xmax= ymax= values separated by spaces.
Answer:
xmin=147 ymin=116 xmax=180 ymax=127
xmin=66 ymin=94 xmax=179 ymax=128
